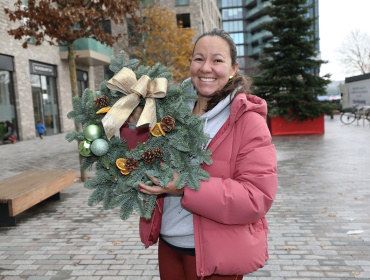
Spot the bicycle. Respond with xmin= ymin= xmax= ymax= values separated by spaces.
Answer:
xmin=340 ymin=105 xmax=370 ymax=125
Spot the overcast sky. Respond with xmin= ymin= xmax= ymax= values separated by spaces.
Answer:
xmin=319 ymin=0 xmax=370 ymax=82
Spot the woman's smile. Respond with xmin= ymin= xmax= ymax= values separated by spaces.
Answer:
xmin=199 ymin=77 xmax=216 ymax=82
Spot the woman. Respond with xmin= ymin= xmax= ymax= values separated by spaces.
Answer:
xmin=128 ymin=28 xmax=278 ymax=279
xmin=3 ymin=120 xmax=17 ymax=144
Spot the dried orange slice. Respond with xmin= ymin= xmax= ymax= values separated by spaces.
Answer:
xmin=150 ymin=123 xmax=165 ymax=137
xmin=96 ymin=106 xmax=111 ymax=114
xmin=115 ymin=158 xmax=127 ymax=170
xmin=120 ymin=169 xmax=130 ymax=175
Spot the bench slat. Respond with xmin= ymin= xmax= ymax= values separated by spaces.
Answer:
xmin=0 ymin=170 xmax=74 ymax=201
xmin=0 ymin=169 xmax=77 ymax=216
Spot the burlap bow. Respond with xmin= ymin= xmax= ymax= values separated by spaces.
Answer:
xmin=102 ymin=67 xmax=167 ymax=140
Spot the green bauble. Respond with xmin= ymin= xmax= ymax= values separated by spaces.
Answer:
xmin=84 ymin=125 xmax=102 ymax=141
xmin=79 ymin=140 xmax=92 ymax=157
xmin=90 ymin=139 xmax=109 ymax=156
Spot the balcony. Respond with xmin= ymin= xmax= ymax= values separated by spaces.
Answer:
xmin=245 ymin=1 xmax=271 ymax=20
xmin=250 ymin=30 xmax=272 ymax=43
xmin=245 ymin=0 xmax=257 ymax=7
xmin=246 ymin=15 xmax=272 ymax=32
xmin=59 ymin=38 xmax=113 ymax=66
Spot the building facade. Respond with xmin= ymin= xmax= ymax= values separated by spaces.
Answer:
xmin=0 ymin=0 xmax=221 ymax=142
xmin=0 ymin=0 xmax=114 ymax=142
xmin=158 ymin=0 xmax=222 ymax=38
xmin=217 ymin=0 xmax=319 ymax=75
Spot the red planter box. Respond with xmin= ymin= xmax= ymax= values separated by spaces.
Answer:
xmin=267 ymin=115 xmax=325 ymax=136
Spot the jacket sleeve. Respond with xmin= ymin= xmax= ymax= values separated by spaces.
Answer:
xmin=181 ymin=112 xmax=278 ymax=225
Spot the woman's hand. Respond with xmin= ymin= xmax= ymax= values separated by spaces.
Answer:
xmin=127 ymin=106 xmax=143 ymax=124
xmin=139 ymin=172 xmax=184 ymax=195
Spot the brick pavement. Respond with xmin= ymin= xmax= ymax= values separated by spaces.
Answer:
xmin=0 ymin=116 xmax=369 ymax=279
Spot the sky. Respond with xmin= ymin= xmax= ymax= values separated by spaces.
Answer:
xmin=319 ymin=0 xmax=370 ymax=82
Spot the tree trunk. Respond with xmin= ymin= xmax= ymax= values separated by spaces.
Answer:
xmin=67 ymin=42 xmax=88 ymax=182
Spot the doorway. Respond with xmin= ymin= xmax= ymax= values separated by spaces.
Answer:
xmin=31 ymin=74 xmax=60 ymax=136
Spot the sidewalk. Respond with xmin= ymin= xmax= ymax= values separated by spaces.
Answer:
xmin=0 ymin=116 xmax=369 ymax=279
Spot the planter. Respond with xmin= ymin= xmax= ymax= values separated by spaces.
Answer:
xmin=267 ymin=115 xmax=325 ymax=136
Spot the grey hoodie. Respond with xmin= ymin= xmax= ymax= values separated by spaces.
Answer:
xmin=160 ymin=83 xmax=236 ymax=248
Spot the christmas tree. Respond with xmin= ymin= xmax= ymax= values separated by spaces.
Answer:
xmin=253 ymin=0 xmax=332 ymax=122
xmin=66 ymin=51 xmax=212 ymax=220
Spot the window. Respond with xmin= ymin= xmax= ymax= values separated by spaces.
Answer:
xmin=141 ymin=0 xmax=154 ymax=7
xmin=127 ymin=18 xmax=144 ymax=46
xmin=0 ymin=54 xmax=18 ymax=139
xmin=176 ymin=0 xmax=189 ymax=6
xmin=236 ymin=57 xmax=245 ymax=69
xmin=76 ymin=70 xmax=88 ymax=97
xmin=222 ymin=8 xmax=243 ymax=20
xmin=176 ymin=13 xmax=191 ymax=28
xmin=230 ymin=32 xmax=244 ymax=44
xmin=221 ymin=0 xmax=242 ymax=7
xmin=223 ymin=20 xmax=243 ymax=32
xmin=236 ymin=45 xmax=245 ymax=56
xmin=100 ymin=19 xmax=111 ymax=35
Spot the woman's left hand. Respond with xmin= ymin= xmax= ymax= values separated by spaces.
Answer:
xmin=139 ymin=172 xmax=183 ymax=195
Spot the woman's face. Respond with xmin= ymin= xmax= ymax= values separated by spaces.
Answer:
xmin=190 ymin=35 xmax=238 ymax=98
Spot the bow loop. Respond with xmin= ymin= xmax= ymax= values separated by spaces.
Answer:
xmin=105 ymin=67 xmax=137 ymax=94
xmin=102 ymin=67 xmax=167 ymax=140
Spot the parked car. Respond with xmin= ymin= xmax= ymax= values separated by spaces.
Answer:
xmin=317 ymin=86 xmax=342 ymax=102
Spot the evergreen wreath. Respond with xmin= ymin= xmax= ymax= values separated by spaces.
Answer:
xmin=66 ymin=51 xmax=212 ymax=220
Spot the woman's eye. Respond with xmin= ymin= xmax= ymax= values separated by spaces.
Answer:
xmin=215 ymin=59 xmax=223 ymax=63
xmin=194 ymin=58 xmax=203 ymax=61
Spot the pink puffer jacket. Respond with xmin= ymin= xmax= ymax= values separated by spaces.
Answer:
xmin=139 ymin=94 xmax=278 ymax=278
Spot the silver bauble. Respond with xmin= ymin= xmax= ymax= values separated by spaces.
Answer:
xmin=90 ymin=139 xmax=109 ymax=156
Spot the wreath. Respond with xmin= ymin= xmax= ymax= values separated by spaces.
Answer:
xmin=66 ymin=51 xmax=212 ymax=220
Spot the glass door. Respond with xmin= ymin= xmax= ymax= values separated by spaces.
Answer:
xmin=31 ymin=74 xmax=61 ymax=136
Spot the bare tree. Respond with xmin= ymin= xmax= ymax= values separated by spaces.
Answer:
xmin=338 ymin=30 xmax=370 ymax=75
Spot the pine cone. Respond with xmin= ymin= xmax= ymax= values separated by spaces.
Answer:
xmin=125 ymin=158 xmax=139 ymax=172
xmin=94 ymin=95 xmax=110 ymax=108
xmin=153 ymin=147 xmax=163 ymax=158
xmin=160 ymin=116 xmax=175 ymax=132
xmin=141 ymin=150 xmax=156 ymax=164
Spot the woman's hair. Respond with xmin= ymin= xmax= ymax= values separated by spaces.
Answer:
xmin=192 ymin=28 xmax=252 ymax=112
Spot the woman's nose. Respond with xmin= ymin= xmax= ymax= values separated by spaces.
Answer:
xmin=200 ymin=60 xmax=212 ymax=73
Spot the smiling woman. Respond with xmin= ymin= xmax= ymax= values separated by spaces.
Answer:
xmin=135 ymin=28 xmax=278 ymax=279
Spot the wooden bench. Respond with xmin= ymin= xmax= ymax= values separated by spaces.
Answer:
xmin=0 ymin=169 xmax=77 ymax=227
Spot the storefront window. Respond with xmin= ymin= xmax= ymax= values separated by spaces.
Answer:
xmin=0 ymin=54 xmax=18 ymax=141
xmin=30 ymin=61 xmax=61 ymax=136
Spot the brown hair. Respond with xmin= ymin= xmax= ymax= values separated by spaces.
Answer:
xmin=192 ymin=28 xmax=252 ymax=112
